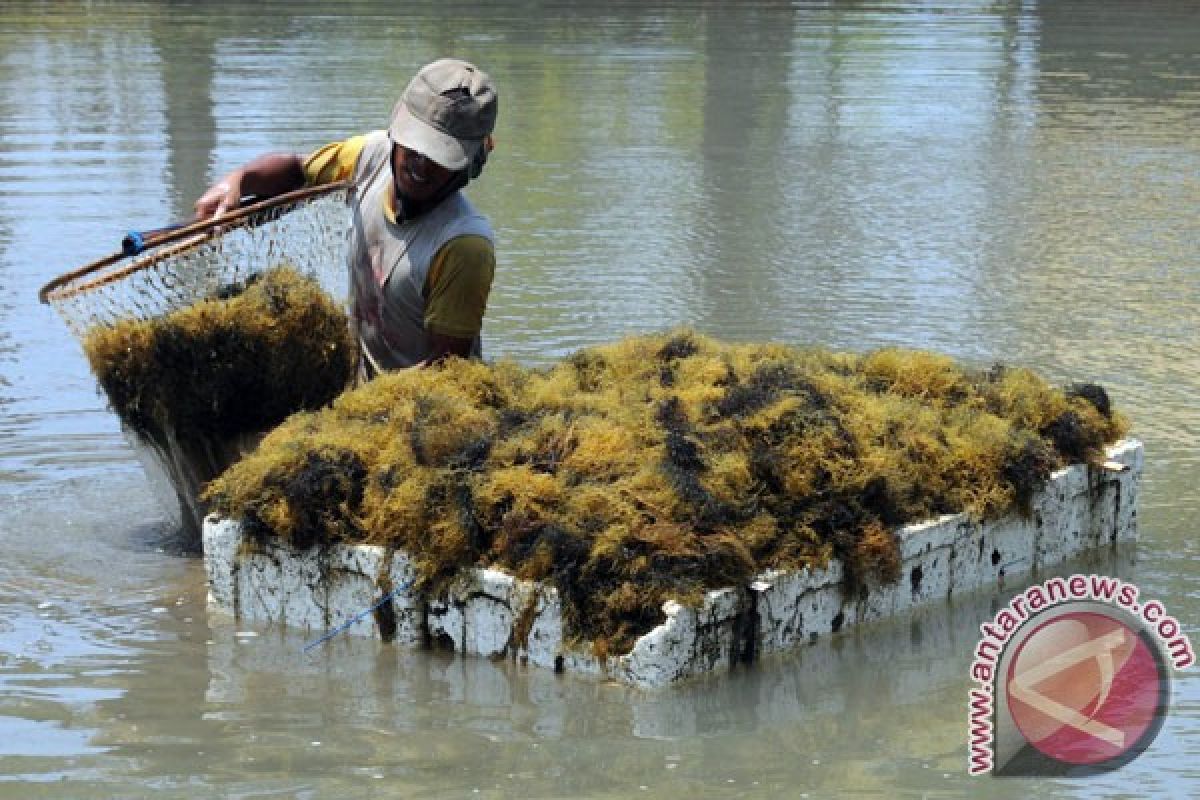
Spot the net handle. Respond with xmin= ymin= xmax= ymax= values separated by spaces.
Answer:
xmin=37 ymin=182 xmax=352 ymax=305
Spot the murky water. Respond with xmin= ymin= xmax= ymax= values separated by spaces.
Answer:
xmin=1 ymin=1 xmax=1197 ymax=796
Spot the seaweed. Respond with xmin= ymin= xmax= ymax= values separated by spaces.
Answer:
xmin=278 ymin=448 xmax=367 ymax=549
xmin=1067 ymin=382 xmax=1112 ymax=417
xmin=203 ymin=329 xmax=1130 ymax=655
xmin=82 ymin=265 xmax=355 ymax=443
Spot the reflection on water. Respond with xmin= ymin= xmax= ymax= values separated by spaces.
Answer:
xmin=0 ymin=0 xmax=1197 ymax=796
xmin=2 ymin=529 xmax=1138 ymax=797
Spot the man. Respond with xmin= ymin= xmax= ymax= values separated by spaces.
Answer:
xmin=195 ymin=58 xmax=498 ymax=375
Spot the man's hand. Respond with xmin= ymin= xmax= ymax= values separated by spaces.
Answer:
xmin=193 ymin=154 xmax=306 ymax=221
xmin=194 ymin=176 xmax=243 ymax=220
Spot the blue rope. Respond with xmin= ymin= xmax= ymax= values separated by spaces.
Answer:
xmin=302 ymin=581 xmax=410 ymax=654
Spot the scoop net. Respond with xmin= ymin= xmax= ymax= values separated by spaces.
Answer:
xmin=39 ymin=183 xmax=352 ymax=336
xmin=37 ymin=183 xmax=355 ymax=543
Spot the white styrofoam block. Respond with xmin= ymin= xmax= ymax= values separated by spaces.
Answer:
xmin=233 ymin=543 xmax=282 ymax=623
xmin=236 ymin=539 xmax=326 ymax=629
xmin=203 ymin=439 xmax=1144 ymax=687
xmin=203 ymin=516 xmax=240 ymax=613
xmin=321 ymin=544 xmax=422 ymax=645
xmin=425 ymin=596 xmax=463 ymax=651
xmin=387 ymin=551 xmax=424 ymax=646
xmin=324 ymin=544 xmax=385 ymax=635
xmin=1115 ymin=475 xmax=1138 ymax=544
xmin=463 ymin=570 xmax=518 ymax=657
xmin=518 ymin=586 xmax=564 ymax=670
xmin=755 ymin=564 xmax=844 ymax=656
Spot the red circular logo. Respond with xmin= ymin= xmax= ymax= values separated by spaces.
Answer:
xmin=1005 ymin=611 xmax=1167 ymax=766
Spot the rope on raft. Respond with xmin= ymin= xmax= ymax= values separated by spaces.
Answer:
xmin=302 ymin=579 xmax=413 ymax=654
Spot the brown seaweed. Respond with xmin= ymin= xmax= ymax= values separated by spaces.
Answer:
xmin=204 ymin=329 xmax=1129 ymax=655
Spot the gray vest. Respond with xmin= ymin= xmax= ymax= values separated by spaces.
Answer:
xmin=347 ymin=131 xmax=493 ymax=370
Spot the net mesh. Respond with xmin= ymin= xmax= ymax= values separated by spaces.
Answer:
xmin=42 ymin=184 xmax=352 ymax=336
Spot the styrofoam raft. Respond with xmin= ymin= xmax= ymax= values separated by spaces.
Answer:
xmin=203 ymin=440 xmax=1142 ymax=688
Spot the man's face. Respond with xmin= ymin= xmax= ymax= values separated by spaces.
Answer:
xmin=391 ymin=143 xmax=455 ymax=203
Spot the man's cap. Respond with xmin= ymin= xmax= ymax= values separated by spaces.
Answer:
xmin=389 ymin=58 xmax=498 ymax=172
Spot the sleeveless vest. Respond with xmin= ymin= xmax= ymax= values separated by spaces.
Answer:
xmin=347 ymin=131 xmax=493 ymax=370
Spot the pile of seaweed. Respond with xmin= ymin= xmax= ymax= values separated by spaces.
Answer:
xmin=82 ymin=265 xmax=357 ymax=442
xmin=204 ymin=330 xmax=1127 ymax=655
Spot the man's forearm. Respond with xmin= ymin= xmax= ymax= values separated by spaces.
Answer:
xmin=195 ymin=152 xmax=306 ymax=219
xmin=233 ymin=153 xmax=307 ymax=199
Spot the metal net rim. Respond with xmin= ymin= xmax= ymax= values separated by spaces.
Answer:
xmin=37 ymin=182 xmax=352 ymax=307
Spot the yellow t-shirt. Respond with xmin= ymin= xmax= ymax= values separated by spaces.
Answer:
xmin=303 ymin=137 xmax=495 ymax=340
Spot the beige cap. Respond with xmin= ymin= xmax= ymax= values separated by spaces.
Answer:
xmin=388 ymin=58 xmax=498 ymax=171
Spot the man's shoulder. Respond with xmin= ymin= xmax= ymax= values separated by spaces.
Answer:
xmin=351 ymin=130 xmax=392 ymax=180
xmin=359 ymin=129 xmax=390 ymax=153
xmin=434 ymin=193 xmax=494 ymax=242
xmin=304 ymin=130 xmax=389 ymax=187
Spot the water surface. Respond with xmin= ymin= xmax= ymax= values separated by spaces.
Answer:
xmin=1 ymin=1 xmax=1197 ymax=796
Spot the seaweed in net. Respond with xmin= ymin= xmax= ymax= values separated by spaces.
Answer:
xmin=82 ymin=265 xmax=355 ymax=442
xmin=81 ymin=266 xmax=356 ymax=542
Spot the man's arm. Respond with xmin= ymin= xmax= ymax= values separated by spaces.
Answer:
xmin=194 ymin=153 xmax=306 ymax=220
xmin=421 ymin=331 xmax=475 ymax=365
xmin=420 ymin=234 xmax=496 ymax=366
